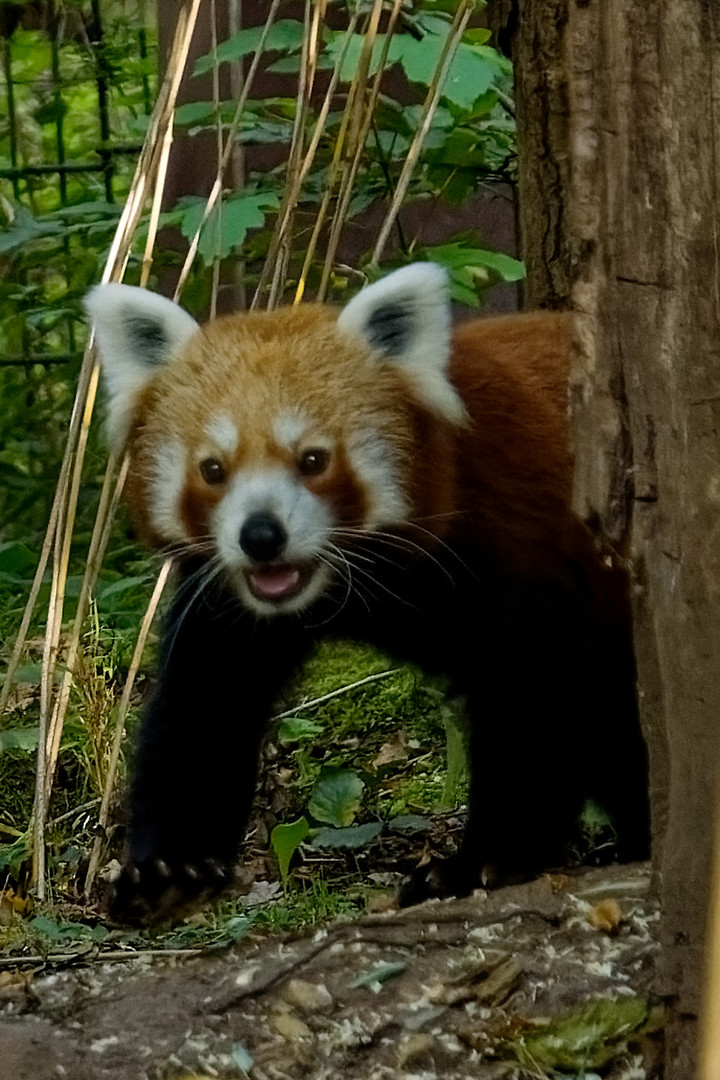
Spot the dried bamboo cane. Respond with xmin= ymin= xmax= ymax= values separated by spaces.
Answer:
xmin=173 ymin=0 xmax=283 ymax=302
xmin=39 ymin=32 xmax=181 ymax=810
xmin=699 ymin=767 xmax=720 ymax=1079
xmin=317 ymin=0 xmax=403 ymax=300
xmin=28 ymin=0 xmax=203 ymax=898
xmin=83 ymin=558 xmax=173 ymax=900
xmin=250 ymin=0 xmax=318 ymax=310
xmin=43 ymin=453 xmax=129 ymax=804
xmin=370 ymin=0 xmax=474 ymax=266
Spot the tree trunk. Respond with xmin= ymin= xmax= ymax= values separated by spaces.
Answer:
xmin=505 ymin=0 xmax=720 ymax=1073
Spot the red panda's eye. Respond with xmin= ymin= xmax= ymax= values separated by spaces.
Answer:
xmin=298 ymin=448 xmax=330 ymax=476
xmin=199 ymin=457 xmax=226 ymax=485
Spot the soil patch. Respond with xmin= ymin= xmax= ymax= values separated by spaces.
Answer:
xmin=0 ymin=863 xmax=662 ymax=1079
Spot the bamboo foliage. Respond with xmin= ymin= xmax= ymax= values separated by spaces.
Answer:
xmin=0 ymin=0 xmax=480 ymax=901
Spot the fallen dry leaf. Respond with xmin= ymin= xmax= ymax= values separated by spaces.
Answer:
xmin=587 ymin=897 xmax=623 ymax=934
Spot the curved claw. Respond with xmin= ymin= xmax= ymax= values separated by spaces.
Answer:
xmin=104 ymin=855 xmax=233 ymax=926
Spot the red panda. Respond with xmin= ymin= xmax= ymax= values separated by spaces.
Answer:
xmin=85 ymin=263 xmax=648 ymax=923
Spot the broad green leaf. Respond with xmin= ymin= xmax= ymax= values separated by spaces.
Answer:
xmin=98 ymin=575 xmax=152 ymax=600
xmin=322 ymin=21 xmax=503 ymax=110
xmin=0 ymin=727 xmax=40 ymax=754
xmin=177 ymin=190 xmax=279 ymax=264
xmin=388 ymin=814 xmax=430 ymax=833
xmin=308 ymin=766 xmax=364 ymax=827
xmin=277 ymin=717 xmax=324 ymax=745
xmin=425 ymin=242 xmax=526 ymax=283
xmin=494 ymin=998 xmax=662 ymax=1071
xmin=271 ymin=816 xmax=310 ymax=881
xmin=470 ymin=248 xmax=526 ymax=281
xmin=0 ymin=207 xmax=64 ymax=255
xmin=194 ymin=21 xmax=305 ymax=76
xmin=29 ymin=916 xmax=97 ymax=942
xmin=0 ymin=541 xmax=37 ymax=574
xmin=0 ymin=835 xmax=30 ymax=878
xmin=0 ymin=664 xmax=41 ymax=687
xmin=311 ymin=823 xmax=382 ymax=849
xmin=175 ymin=101 xmax=217 ymax=126
xmin=266 ymin=55 xmax=303 ymax=74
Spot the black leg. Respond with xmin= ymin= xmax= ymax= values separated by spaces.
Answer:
xmin=107 ymin=565 xmax=311 ymax=924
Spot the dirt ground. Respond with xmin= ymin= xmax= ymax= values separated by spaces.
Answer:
xmin=0 ymin=863 xmax=662 ymax=1080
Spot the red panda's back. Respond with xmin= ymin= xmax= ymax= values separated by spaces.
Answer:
xmin=447 ymin=311 xmax=604 ymax=586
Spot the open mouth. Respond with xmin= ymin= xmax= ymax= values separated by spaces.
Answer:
xmin=245 ymin=561 xmax=315 ymax=604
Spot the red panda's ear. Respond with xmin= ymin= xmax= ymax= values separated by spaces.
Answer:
xmin=84 ymin=284 xmax=199 ymax=445
xmin=336 ymin=263 xmax=466 ymax=425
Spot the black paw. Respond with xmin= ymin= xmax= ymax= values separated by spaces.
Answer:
xmin=398 ymin=854 xmax=540 ymax=907
xmin=105 ymin=856 xmax=232 ymax=926
xmin=398 ymin=854 xmax=481 ymax=907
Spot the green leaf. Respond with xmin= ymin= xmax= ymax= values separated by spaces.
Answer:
xmin=175 ymin=101 xmax=218 ymax=126
xmin=311 ymin=823 xmax=382 ymax=849
xmin=98 ymin=575 xmax=152 ymax=600
xmin=271 ymin=816 xmax=310 ymax=882
xmin=266 ymin=55 xmax=303 ymax=74
xmin=463 ymin=28 xmax=492 ymax=45
xmin=308 ymin=767 xmax=365 ymax=827
xmin=0 ymin=541 xmax=37 ymax=574
xmin=322 ymin=19 xmax=502 ymax=110
xmin=425 ymin=242 xmax=526 ymax=283
xmin=388 ymin=814 xmax=430 ymax=833
xmin=0 ymin=207 xmax=64 ymax=255
xmin=29 ymin=915 xmax=96 ymax=943
xmin=494 ymin=998 xmax=662 ymax=1071
xmin=350 ymin=960 xmax=408 ymax=989
xmin=0 ymin=727 xmax=40 ymax=754
xmin=0 ymin=835 xmax=30 ymax=878
xmin=469 ymin=248 xmax=526 ymax=281
xmin=440 ymin=702 xmax=469 ymax=809
xmin=33 ymin=98 xmax=67 ymax=126
xmin=277 ymin=717 xmax=324 ymax=745
xmin=177 ymin=190 xmax=279 ymax=265
xmin=194 ymin=21 xmax=305 ymax=75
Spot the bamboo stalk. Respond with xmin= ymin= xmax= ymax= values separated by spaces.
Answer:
xmin=27 ymin=0 xmax=203 ymax=899
xmin=267 ymin=0 xmax=326 ymax=308
xmin=288 ymin=11 xmax=364 ymax=304
xmin=251 ymin=0 xmax=316 ymax=310
xmin=209 ymin=0 xmax=223 ymax=320
xmin=699 ymin=765 xmax=720 ymax=1079
xmin=43 ymin=452 xmax=130 ymax=804
xmin=84 ymin=558 xmax=173 ymax=900
xmin=317 ymin=0 xmax=402 ymax=301
xmin=370 ymin=0 xmax=473 ymax=266
xmin=173 ymin=0 xmax=283 ymax=302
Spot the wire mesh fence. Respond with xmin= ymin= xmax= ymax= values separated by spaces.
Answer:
xmin=0 ymin=0 xmax=156 ymax=368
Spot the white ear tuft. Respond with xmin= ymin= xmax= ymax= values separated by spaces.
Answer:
xmin=337 ymin=263 xmax=466 ymax=425
xmin=84 ymin=284 xmax=199 ymax=445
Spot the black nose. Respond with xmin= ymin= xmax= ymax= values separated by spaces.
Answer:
xmin=239 ymin=512 xmax=287 ymax=562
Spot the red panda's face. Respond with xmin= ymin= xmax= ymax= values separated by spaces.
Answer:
xmin=86 ymin=264 xmax=465 ymax=616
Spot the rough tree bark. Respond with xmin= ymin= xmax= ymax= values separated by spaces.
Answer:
xmin=503 ymin=1 xmax=720 ymax=1074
